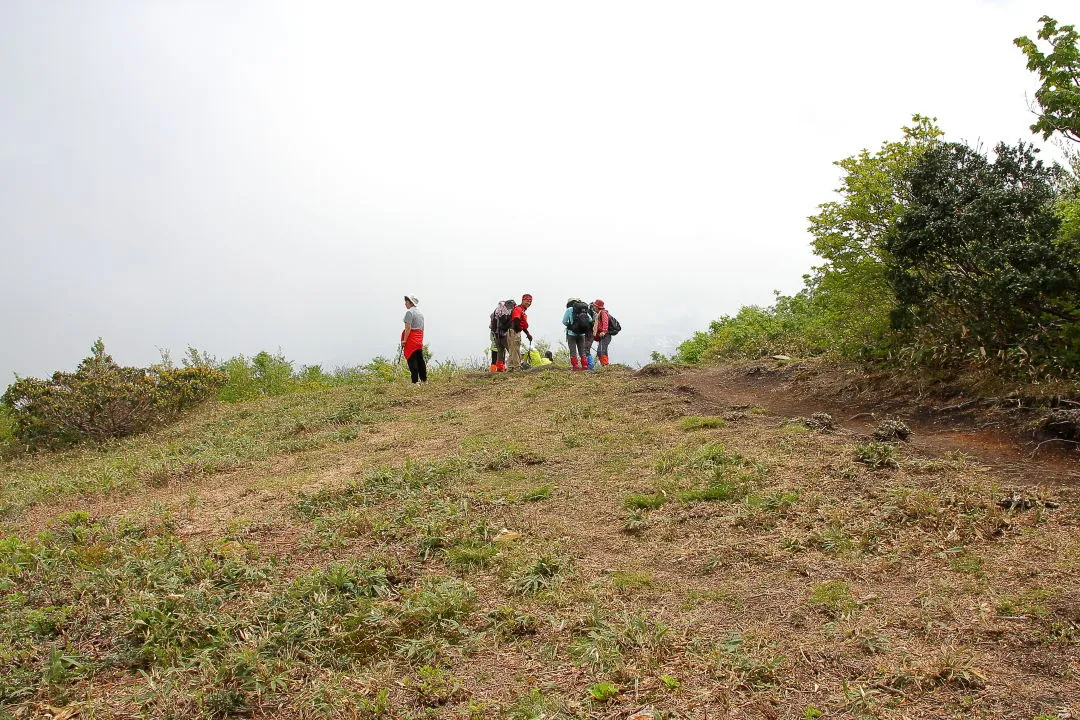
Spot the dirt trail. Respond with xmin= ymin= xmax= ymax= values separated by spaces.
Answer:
xmin=677 ymin=362 xmax=1080 ymax=486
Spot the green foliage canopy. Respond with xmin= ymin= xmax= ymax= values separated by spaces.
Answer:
xmin=676 ymin=116 xmax=944 ymax=364
xmin=1016 ymin=16 xmax=1080 ymax=143
xmin=805 ymin=115 xmax=943 ymax=356
xmin=887 ymin=141 xmax=1080 ymax=374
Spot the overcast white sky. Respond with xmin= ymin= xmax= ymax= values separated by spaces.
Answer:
xmin=1 ymin=0 xmax=1076 ymax=379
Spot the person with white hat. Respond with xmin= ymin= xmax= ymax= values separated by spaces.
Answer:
xmin=401 ymin=295 xmax=426 ymax=384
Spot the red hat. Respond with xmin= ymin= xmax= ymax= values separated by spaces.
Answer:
xmin=522 ymin=293 xmax=533 ymax=301
xmin=593 ymin=299 xmax=605 ymax=309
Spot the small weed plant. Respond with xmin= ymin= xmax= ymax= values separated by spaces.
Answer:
xmin=854 ymin=441 xmax=899 ymax=469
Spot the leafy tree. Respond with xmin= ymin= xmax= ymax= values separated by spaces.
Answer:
xmin=805 ymin=115 xmax=943 ymax=355
xmin=886 ymin=141 xmax=1080 ymax=375
xmin=676 ymin=117 xmax=946 ymax=364
xmin=1016 ymin=16 xmax=1080 ymax=143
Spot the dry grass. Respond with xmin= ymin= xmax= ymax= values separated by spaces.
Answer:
xmin=1 ymin=366 xmax=1078 ymax=718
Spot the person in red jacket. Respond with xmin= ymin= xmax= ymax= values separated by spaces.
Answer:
xmin=592 ymin=299 xmax=612 ymax=366
xmin=507 ymin=293 xmax=533 ymax=371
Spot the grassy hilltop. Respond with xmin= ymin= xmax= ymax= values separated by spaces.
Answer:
xmin=1 ymin=364 xmax=1077 ymax=719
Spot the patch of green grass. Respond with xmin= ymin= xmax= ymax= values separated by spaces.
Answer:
xmin=682 ymin=588 xmax=743 ymax=610
xmin=745 ymin=489 xmax=799 ymax=512
xmin=507 ymin=688 xmax=567 ymax=719
xmin=522 ymin=371 xmax=573 ymax=398
xmin=509 ymin=556 xmax=563 ymax=595
xmin=678 ymin=416 xmax=727 ymax=430
xmin=995 ymin=588 xmax=1057 ymax=618
xmin=446 ymin=541 xmax=499 ymax=570
xmin=409 ymin=665 xmax=462 ymax=707
xmin=561 ymin=433 xmax=586 ymax=449
xmin=655 ymin=442 xmax=746 ymax=475
xmin=0 ymin=384 xmax=396 ymax=516
xmin=610 ymin=570 xmax=655 ymax=592
xmin=624 ymin=492 xmax=667 ymax=510
xmin=570 ymin=611 xmax=670 ymax=672
xmin=520 ymin=485 xmax=552 ymax=502
xmin=946 ymin=550 xmax=985 ymax=576
xmin=717 ymin=632 xmax=785 ymax=689
xmin=810 ymin=580 xmax=857 ymax=618
xmin=551 ymin=404 xmax=601 ymax=422
xmin=678 ymin=480 xmax=746 ymax=503
xmin=0 ymin=514 xmax=487 ymax=707
xmin=486 ymin=606 xmax=540 ymax=639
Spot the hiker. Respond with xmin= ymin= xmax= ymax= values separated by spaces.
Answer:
xmin=401 ymin=295 xmax=426 ymax=384
xmin=583 ymin=302 xmax=598 ymax=369
xmin=592 ymin=299 xmax=618 ymax=366
xmin=562 ymin=298 xmax=593 ymax=371
xmin=489 ymin=299 xmax=515 ymax=372
xmin=527 ymin=347 xmax=553 ymax=366
xmin=507 ymin=294 xmax=533 ymax=371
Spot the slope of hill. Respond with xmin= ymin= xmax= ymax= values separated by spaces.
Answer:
xmin=2 ymin=365 xmax=1077 ymax=719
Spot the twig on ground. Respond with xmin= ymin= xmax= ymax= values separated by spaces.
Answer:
xmin=1029 ymin=438 xmax=1080 ymax=457
xmin=932 ymin=399 xmax=981 ymax=412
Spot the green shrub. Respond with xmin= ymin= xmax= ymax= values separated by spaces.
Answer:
xmin=219 ymin=351 xmax=297 ymax=402
xmin=676 ymin=293 xmax=822 ymax=363
xmin=1 ymin=340 xmax=225 ymax=449
xmin=0 ymin=404 xmax=15 ymax=451
xmin=854 ymin=442 xmax=899 ymax=469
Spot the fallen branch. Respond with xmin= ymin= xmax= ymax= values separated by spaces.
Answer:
xmin=1029 ymin=438 xmax=1080 ymax=457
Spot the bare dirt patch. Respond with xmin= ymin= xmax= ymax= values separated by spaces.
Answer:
xmin=680 ymin=359 xmax=1080 ymax=485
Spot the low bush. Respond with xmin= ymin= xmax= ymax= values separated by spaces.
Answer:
xmin=1 ymin=340 xmax=225 ymax=450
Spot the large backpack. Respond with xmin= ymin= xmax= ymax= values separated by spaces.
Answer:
xmin=570 ymin=301 xmax=592 ymax=334
xmin=490 ymin=301 xmax=514 ymax=334
xmin=607 ymin=313 xmax=622 ymax=336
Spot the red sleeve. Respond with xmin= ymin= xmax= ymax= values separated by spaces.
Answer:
xmin=510 ymin=306 xmax=526 ymax=331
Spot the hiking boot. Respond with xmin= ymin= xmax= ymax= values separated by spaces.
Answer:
xmin=570 ymin=356 xmax=579 ymax=371
xmin=489 ymin=364 xmax=497 ymax=373
xmin=600 ymin=355 xmax=609 ymax=366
